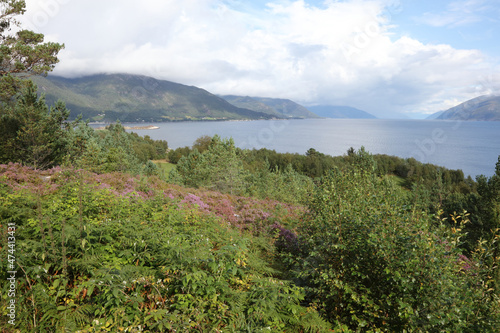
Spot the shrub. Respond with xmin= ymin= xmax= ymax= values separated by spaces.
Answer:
xmin=0 ymin=165 xmax=330 ymax=332
xmin=285 ymin=148 xmax=498 ymax=332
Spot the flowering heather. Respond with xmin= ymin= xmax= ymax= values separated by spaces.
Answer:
xmin=142 ymin=178 xmax=305 ymax=232
xmin=0 ymin=163 xmax=44 ymax=186
xmin=181 ymin=193 xmax=210 ymax=211
xmin=1 ymin=165 xmax=306 ymax=236
xmin=164 ymin=192 xmax=175 ymax=200
xmin=93 ymin=173 xmax=140 ymax=194
xmin=0 ymin=163 xmax=61 ymax=194
xmin=272 ymin=222 xmax=300 ymax=254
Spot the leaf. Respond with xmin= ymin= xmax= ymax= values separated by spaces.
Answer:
xmin=87 ymin=285 xmax=95 ymax=297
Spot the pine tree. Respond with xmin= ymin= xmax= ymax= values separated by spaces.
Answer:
xmin=0 ymin=0 xmax=64 ymax=103
xmin=0 ymin=0 xmax=66 ymax=167
xmin=0 ymin=81 xmax=70 ymax=169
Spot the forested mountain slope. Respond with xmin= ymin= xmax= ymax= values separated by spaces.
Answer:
xmin=33 ymin=74 xmax=277 ymax=122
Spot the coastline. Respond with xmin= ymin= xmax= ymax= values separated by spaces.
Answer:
xmin=95 ymin=125 xmax=160 ymax=130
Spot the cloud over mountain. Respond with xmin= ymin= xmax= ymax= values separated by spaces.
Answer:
xmin=21 ymin=0 xmax=500 ymax=118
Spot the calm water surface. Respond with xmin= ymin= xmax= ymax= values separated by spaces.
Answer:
xmin=99 ymin=119 xmax=500 ymax=177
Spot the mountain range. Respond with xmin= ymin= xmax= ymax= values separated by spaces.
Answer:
xmin=30 ymin=73 xmax=500 ymax=122
xmin=220 ymin=95 xmax=319 ymax=119
xmin=430 ymin=95 xmax=500 ymax=121
xmin=32 ymin=74 xmax=379 ymax=122
xmin=33 ymin=74 xmax=277 ymax=122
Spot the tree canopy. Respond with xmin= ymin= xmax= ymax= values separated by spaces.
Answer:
xmin=0 ymin=0 xmax=64 ymax=102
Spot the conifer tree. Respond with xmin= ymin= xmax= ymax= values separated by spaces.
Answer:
xmin=0 ymin=81 xmax=70 ymax=168
xmin=0 ymin=0 xmax=66 ymax=167
xmin=0 ymin=0 xmax=64 ymax=102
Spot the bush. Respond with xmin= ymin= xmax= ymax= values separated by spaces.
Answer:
xmin=283 ymin=148 xmax=498 ymax=331
xmin=0 ymin=165 xmax=330 ymax=332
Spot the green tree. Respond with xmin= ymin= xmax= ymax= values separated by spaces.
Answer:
xmin=63 ymin=118 xmax=96 ymax=165
xmin=284 ymin=148 xmax=495 ymax=331
xmin=176 ymin=135 xmax=248 ymax=194
xmin=175 ymin=148 xmax=204 ymax=187
xmin=472 ymin=157 xmax=500 ymax=293
xmin=167 ymin=146 xmax=192 ymax=163
xmin=204 ymin=136 xmax=247 ymax=194
xmin=0 ymin=0 xmax=64 ymax=103
xmin=0 ymin=81 xmax=70 ymax=169
xmin=192 ymin=134 xmax=212 ymax=153
xmin=129 ymin=132 xmax=168 ymax=162
xmin=247 ymin=160 xmax=313 ymax=204
xmin=98 ymin=123 xmax=141 ymax=173
xmin=0 ymin=0 xmax=66 ymax=168
xmin=74 ymin=136 xmax=106 ymax=173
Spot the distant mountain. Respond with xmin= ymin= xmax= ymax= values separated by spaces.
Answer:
xmin=437 ymin=95 xmax=500 ymax=121
xmin=220 ymin=95 xmax=320 ymax=119
xmin=426 ymin=111 xmax=444 ymax=120
xmin=307 ymin=105 xmax=377 ymax=119
xmin=32 ymin=74 xmax=277 ymax=122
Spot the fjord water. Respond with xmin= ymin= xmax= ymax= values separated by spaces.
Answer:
xmin=120 ymin=119 xmax=500 ymax=177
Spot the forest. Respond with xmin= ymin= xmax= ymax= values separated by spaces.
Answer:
xmin=1 ymin=1 xmax=500 ymax=332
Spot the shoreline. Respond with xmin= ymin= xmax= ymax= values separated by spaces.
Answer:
xmin=95 ymin=125 xmax=160 ymax=130
xmin=88 ymin=117 xmax=302 ymax=127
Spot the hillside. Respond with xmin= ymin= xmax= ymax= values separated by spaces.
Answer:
xmin=307 ymin=105 xmax=377 ymax=119
xmin=437 ymin=95 xmax=500 ymax=121
xmin=426 ymin=111 xmax=444 ymax=119
xmin=221 ymin=95 xmax=320 ymax=119
xmin=32 ymin=74 xmax=277 ymax=122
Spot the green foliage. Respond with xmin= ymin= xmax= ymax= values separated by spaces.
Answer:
xmin=281 ymin=148 xmax=499 ymax=331
xmin=173 ymin=136 xmax=314 ymax=204
xmin=2 ymin=2 xmax=495 ymax=330
xmin=73 ymin=123 xmax=168 ymax=175
xmin=97 ymin=123 xmax=141 ymax=173
xmin=241 ymin=147 xmax=469 ymax=191
xmin=1 ymin=148 xmax=499 ymax=332
xmin=242 ymin=147 xmax=334 ymax=179
xmin=192 ymin=134 xmax=212 ymax=153
xmin=129 ymin=133 xmax=168 ymax=163
xmin=0 ymin=81 xmax=72 ymax=169
xmin=0 ymin=164 xmax=330 ymax=332
xmin=0 ymin=0 xmax=64 ymax=102
xmin=63 ymin=118 xmax=96 ymax=164
xmin=247 ymin=161 xmax=314 ymax=205
xmin=142 ymin=160 xmax=160 ymax=176
xmin=451 ymin=156 xmax=500 ymax=295
xmin=167 ymin=145 xmax=192 ymax=164
xmin=176 ymin=135 xmax=248 ymax=195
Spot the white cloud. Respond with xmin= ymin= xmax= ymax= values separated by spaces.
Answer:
xmin=19 ymin=0 xmax=500 ymax=117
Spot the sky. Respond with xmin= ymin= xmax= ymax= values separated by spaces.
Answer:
xmin=19 ymin=0 xmax=500 ymax=118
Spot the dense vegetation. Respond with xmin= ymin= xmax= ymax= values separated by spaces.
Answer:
xmin=1 ymin=1 xmax=500 ymax=331
xmin=0 ymin=163 xmax=333 ymax=331
xmin=2 ymin=136 xmax=500 ymax=331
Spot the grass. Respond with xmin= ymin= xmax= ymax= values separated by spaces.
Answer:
xmin=152 ymin=159 xmax=176 ymax=175
xmin=386 ymin=174 xmax=407 ymax=187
